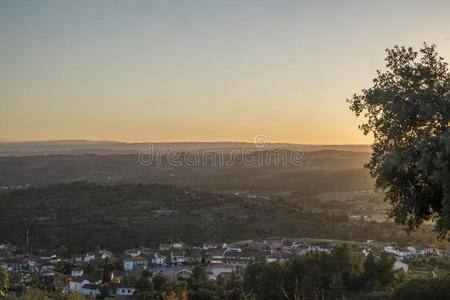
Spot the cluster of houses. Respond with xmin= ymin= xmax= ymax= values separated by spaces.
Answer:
xmin=120 ymin=240 xmax=340 ymax=276
xmin=1 ymin=240 xmax=450 ymax=297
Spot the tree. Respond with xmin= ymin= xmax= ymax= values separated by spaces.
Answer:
xmin=348 ymin=43 xmax=450 ymax=237
xmin=0 ymin=267 xmax=8 ymax=296
xmin=152 ymin=274 xmax=168 ymax=292
xmin=188 ymin=287 xmax=218 ymax=300
xmin=300 ymin=276 xmax=315 ymax=300
xmin=57 ymin=245 xmax=70 ymax=258
xmin=328 ymin=274 xmax=345 ymax=300
xmin=56 ymin=261 xmax=72 ymax=275
xmin=100 ymin=283 xmax=111 ymax=298
xmin=363 ymin=253 xmax=379 ymax=289
xmin=137 ymin=270 xmax=153 ymax=292
xmin=187 ymin=266 xmax=210 ymax=291
xmin=225 ymin=272 xmax=244 ymax=300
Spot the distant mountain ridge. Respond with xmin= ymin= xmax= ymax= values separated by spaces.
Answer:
xmin=0 ymin=140 xmax=371 ymax=156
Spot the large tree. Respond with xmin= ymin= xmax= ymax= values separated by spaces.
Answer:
xmin=349 ymin=43 xmax=450 ymax=237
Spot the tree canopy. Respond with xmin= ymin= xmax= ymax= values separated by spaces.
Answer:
xmin=349 ymin=43 xmax=450 ymax=237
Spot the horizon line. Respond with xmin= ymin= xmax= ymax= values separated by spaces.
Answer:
xmin=0 ymin=138 xmax=371 ymax=146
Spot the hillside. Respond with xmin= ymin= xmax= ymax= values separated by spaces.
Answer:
xmin=0 ymin=151 xmax=373 ymax=195
xmin=0 ymin=182 xmax=436 ymax=252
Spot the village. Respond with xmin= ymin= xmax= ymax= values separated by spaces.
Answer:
xmin=1 ymin=238 xmax=450 ymax=298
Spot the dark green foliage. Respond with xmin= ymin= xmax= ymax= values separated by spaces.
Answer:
xmin=152 ymin=274 xmax=169 ymax=292
xmin=328 ymin=274 xmax=345 ymax=300
xmin=349 ymin=44 xmax=450 ymax=237
xmin=137 ymin=271 xmax=153 ymax=292
xmin=0 ymin=182 xmax=406 ymax=251
xmin=244 ymin=245 xmax=397 ymax=300
xmin=100 ymin=283 xmax=111 ymax=298
xmin=55 ymin=262 xmax=72 ymax=275
xmin=391 ymin=275 xmax=450 ymax=300
xmin=300 ymin=276 xmax=315 ymax=300
xmin=224 ymin=273 xmax=244 ymax=300
xmin=0 ymin=267 xmax=7 ymax=296
xmin=363 ymin=252 xmax=396 ymax=291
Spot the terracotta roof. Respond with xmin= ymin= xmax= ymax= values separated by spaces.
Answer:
xmin=209 ymin=264 xmax=235 ymax=269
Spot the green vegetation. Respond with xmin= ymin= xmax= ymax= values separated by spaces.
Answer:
xmin=349 ymin=44 xmax=450 ymax=237
xmin=4 ymin=288 xmax=87 ymax=300
xmin=0 ymin=267 xmax=7 ymax=297
xmin=0 ymin=182 xmax=440 ymax=252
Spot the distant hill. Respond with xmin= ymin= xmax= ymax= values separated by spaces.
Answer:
xmin=0 ymin=151 xmax=373 ymax=193
xmin=0 ymin=140 xmax=371 ymax=156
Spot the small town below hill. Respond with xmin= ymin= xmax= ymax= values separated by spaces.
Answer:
xmin=1 ymin=238 xmax=450 ymax=299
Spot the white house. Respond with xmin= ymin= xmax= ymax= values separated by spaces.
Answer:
xmin=125 ymin=249 xmax=141 ymax=257
xmin=69 ymin=276 xmax=101 ymax=292
xmin=362 ymin=248 xmax=372 ymax=257
xmin=98 ymin=249 xmax=114 ymax=259
xmin=309 ymin=242 xmax=335 ymax=254
xmin=84 ymin=253 xmax=95 ymax=262
xmin=384 ymin=246 xmax=411 ymax=259
xmin=266 ymin=253 xmax=279 ymax=263
xmin=123 ymin=259 xmax=134 ymax=271
xmin=171 ymin=251 xmax=185 ymax=264
xmin=71 ymin=268 xmax=83 ymax=277
xmin=175 ymin=269 xmax=193 ymax=279
xmin=26 ymin=258 xmax=37 ymax=270
xmin=69 ymin=278 xmax=85 ymax=292
xmin=152 ymin=253 xmax=166 ymax=265
xmin=393 ymin=260 xmax=409 ymax=273
xmin=409 ymin=245 xmax=436 ymax=257
xmin=116 ymin=286 xmax=136 ymax=296
xmin=225 ymin=247 xmax=242 ymax=253
xmin=159 ymin=242 xmax=187 ymax=251
xmin=80 ymin=283 xmax=101 ymax=296
xmin=170 ymin=242 xmax=186 ymax=249
xmin=123 ymin=256 xmax=148 ymax=271
xmin=203 ymin=242 xmax=227 ymax=250
xmin=208 ymin=264 xmax=236 ymax=278
xmin=292 ymin=246 xmax=308 ymax=256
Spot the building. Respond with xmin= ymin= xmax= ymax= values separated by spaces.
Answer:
xmin=208 ymin=264 xmax=236 ymax=278
xmin=223 ymin=250 xmax=259 ymax=267
xmin=69 ymin=275 xmax=101 ymax=292
xmin=203 ymin=242 xmax=227 ymax=250
xmin=210 ymin=248 xmax=225 ymax=264
xmin=123 ymin=256 xmax=148 ymax=271
xmin=185 ymin=249 xmax=203 ymax=263
xmin=175 ymin=268 xmax=193 ymax=279
xmin=309 ymin=242 xmax=336 ymax=254
xmin=152 ymin=253 xmax=166 ymax=265
xmin=170 ymin=251 xmax=185 ymax=265
xmin=125 ymin=249 xmax=141 ymax=257
xmin=83 ymin=253 xmax=95 ymax=262
xmin=159 ymin=242 xmax=188 ymax=251
xmin=110 ymin=282 xmax=137 ymax=296
xmin=71 ymin=268 xmax=83 ymax=277
xmin=393 ymin=260 xmax=409 ymax=273
xmin=80 ymin=283 xmax=101 ymax=296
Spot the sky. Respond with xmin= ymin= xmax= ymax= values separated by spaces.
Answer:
xmin=1 ymin=0 xmax=450 ymax=144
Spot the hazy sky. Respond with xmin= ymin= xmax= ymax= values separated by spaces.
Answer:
xmin=1 ymin=0 xmax=450 ymax=144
